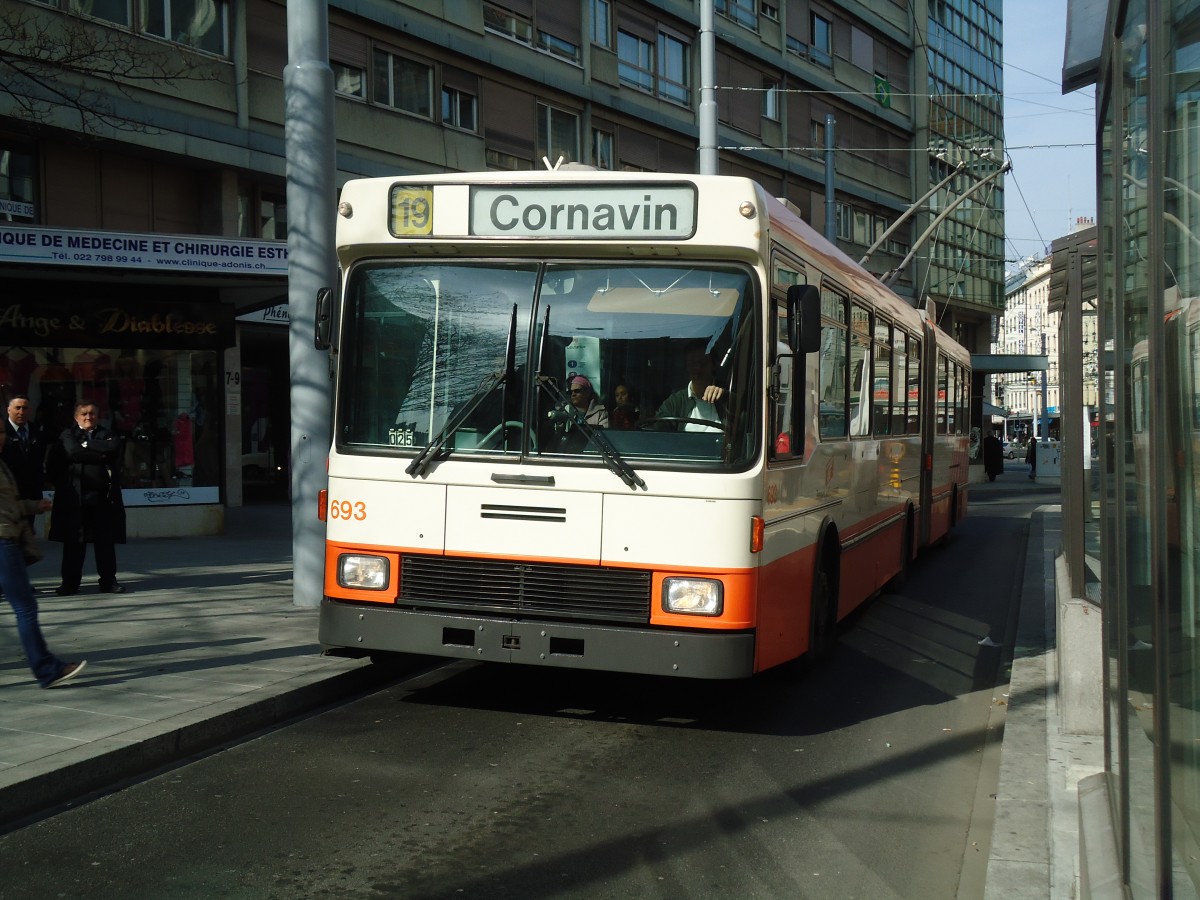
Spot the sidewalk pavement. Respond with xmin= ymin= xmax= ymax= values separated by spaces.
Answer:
xmin=2 ymin=479 xmax=1101 ymax=900
xmin=982 ymin=477 xmax=1105 ymax=899
xmin=0 ymin=503 xmax=392 ymax=830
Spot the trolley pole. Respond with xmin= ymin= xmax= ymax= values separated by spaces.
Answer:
xmin=824 ymin=114 xmax=836 ymax=243
xmin=697 ymin=0 xmax=717 ymax=175
xmin=283 ymin=0 xmax=335 ymax=608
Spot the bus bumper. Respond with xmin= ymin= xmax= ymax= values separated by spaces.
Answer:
xmin=319 ymin=599 xmax=756 ymax=680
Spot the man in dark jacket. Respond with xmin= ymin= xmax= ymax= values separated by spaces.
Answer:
xmin=982 ymin=429 xmax=1004 ymax=481
xmin=2 ymin=395 xmax=47 ymax=504
xmin=46 ymin=400 xmax=127 ymax=596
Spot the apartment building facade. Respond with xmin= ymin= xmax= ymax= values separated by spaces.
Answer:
xmin=0 ymin=0 xmax=1002 ymax=532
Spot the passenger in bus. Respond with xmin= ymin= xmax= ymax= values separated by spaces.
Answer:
xmin=655 ymin=341 xmax=726 ymax=432
xmin=567 ymin=374 xmax=608 ymax=427
xmin=608 ymin=383 xmax=640 ymax=430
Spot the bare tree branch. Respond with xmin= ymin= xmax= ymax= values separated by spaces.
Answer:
xmin=0 ymin=4 xmax=224 ymax=135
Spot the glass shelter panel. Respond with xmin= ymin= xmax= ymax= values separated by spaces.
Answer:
xmin=1119 ymin=1 xmax=1158 ymax=892
xmin=1166 ymin=0 xmax=1200 ymax=889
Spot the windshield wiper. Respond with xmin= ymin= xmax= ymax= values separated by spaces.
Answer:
xmin=407 ymin=304 xmax=519 ymax=478
xmin=536 ymin=307 xmax=646 ymax=491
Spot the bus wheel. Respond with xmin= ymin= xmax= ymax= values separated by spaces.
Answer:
xmin=886 ymin=512 xmax=914 ymax=592
xmin=808 ymin=564 xmax=837 ymax=664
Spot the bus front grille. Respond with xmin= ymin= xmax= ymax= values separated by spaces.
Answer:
xmin=399 ymin=555 xmax=652 ymax=624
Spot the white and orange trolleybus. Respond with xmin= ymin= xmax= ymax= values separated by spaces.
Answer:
xmin=317 ymin=168 xmax=970 ymax=678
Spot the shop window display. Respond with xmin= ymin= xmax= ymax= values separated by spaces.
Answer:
xmin=1 ymin=346 xmax=219 ymax=493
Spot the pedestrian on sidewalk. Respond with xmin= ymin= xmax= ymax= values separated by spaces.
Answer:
xmin=45 ymin=400 xmax=128 ymax=596
xmin=0 ymin=428 xmax=87 ymax=688
xmin=983 ymin=428 xmax=1004 ymax=481
xmin=2 ymin=395 xmax=47 ymax=506
xmin=1026 ymin=438 xmax=1037 ymax=480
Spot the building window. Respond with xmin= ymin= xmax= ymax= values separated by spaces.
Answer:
xmin=0 ymin=147 xmax=37 ymax=223
xmin=333 ymin=62 xmax=366 ymax=99
xmin=760 ymin=1 xmax=778 ymax=19
xmin=811 ymin=118 xmax=827 ymax=158
xmin=372 ymin=50 xmax=433 ymax=119
xmin=657 ymin=33 xmax=689 ymax=105
xmin=617 ymin=30 xmax=654 ymax=93
xmin=485 ymin=148 xmax=529 ymax=170
xmin=144 ymin=0 xmax=227 ymax=54
xmin=591 ymin=0 xmax=612 ymax=48
xmin=259 ymin=192 xmax=287 ymax=240
xmin=0 ymin=345 xmax=222 ymax=496
xmin=852 ymin=209 xmax=870 ymax=244
xmin=537 ymin=103 xmax=579 ymax=165
xmin=835 ymin=202 xmax=853 ymax=241
xmin=763 ymin=79 xmax=780 ymax=121
xmin=538 ymin=31 xmax=580 ymax=63
xmin=811 ymin=13 xmax=832 ymax=68
xmin=67 ymin=0 xmax=130 ymax=27
xmin=716 ymin=0 xmax=756 ymax=30
xmin=442 ymin=86 xmax=477 ymax=131
xmin=592 ymin=129 xmax=614 ymax=170
xmin=483 ymin=3 xmax=532 ymax=44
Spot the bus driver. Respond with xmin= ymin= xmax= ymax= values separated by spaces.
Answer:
xmin=655 ymin=341 xmax=726 ymax=432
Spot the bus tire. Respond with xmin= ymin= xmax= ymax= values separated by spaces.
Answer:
xmin=807 ymin=560 xmax=838 ymax=665
xmin=886 ymin=508 xmax=914 ymax=592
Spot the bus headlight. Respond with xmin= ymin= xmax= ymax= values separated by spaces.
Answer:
xmin=338 ymin=554 xmax=390 ymax=591
xmin=662 ymin=578 xmax=723 ymax=616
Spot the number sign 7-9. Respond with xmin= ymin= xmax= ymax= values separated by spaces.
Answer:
xmin=390 ymin=187 xmax=433 ymax=236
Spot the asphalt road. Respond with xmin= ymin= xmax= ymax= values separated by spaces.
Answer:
xmin=0 ymin=485 xmax=1044 ymax=900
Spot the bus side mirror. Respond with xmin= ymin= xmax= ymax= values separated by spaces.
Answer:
xmin=786 ymin=284 xmax=821 ymax=354
xmin=314 ymin=287 xmax=333 ymax=350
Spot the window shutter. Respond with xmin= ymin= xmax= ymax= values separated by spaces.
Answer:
xmin=483 ymin=82 xmax=535 ymax=157
xmin=330 ymin=24 xmax=367 ymax=69
xmin=537 ymin=2 xmax=580 ymax=45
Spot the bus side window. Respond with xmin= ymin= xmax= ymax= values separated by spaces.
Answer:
xmin=892 ymin=326 xmax=908 ymax=435
xmin=907 ymin=336 xmax=922 ymax=435
xmin=819 ymin=289 xmax=848 ymax=439
xmin=770 ymin=253 xmax=808 ymax=458
xmin=873 ymin=318 xmax=892 ymax=436
xmin=849 ymin=303 xmax=871 ymax=436
xmin=771 ymin=299 xmax=798 ymax=459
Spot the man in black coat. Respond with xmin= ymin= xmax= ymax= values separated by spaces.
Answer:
xmin=46 ymin=400 xmax=128 ymax=596
xmin=982 ymin=429 xmax=1004 ymax=482
xmin=2 ymin=395 xmax=47 ymax=504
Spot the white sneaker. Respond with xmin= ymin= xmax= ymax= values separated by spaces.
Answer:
xmin=46 ymin=660 xmax=87 ymax=688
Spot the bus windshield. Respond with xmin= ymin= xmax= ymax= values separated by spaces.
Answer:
xmin=338 ymin=260 xmax=759 ymax=470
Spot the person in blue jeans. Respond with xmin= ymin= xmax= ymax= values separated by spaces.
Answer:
xmin=0 ymin=427 xmax=86 ymax=688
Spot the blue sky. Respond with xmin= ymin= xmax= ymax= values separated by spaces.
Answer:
xmin=1001 ymin=0 xmax=1098 ymax=264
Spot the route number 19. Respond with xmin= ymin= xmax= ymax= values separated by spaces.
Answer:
xmin=390 ymin=188 xmax=434 ymax=235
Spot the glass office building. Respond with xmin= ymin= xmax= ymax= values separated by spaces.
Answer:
xmin=916 ymin=0 xmax=1006 ymax=357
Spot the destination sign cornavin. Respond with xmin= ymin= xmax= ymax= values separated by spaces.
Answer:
xmin=470 ymin=185 xmax=697 ymax=240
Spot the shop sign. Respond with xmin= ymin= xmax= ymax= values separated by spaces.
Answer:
xmin=0 ymin=225 xmax=287 ymax=275
xmin=236 ymin=304 xmax=290 ymax=325
xmin=0 ymin=296 xmax=235 ymax=349
xmin=1 ymin=199 xmax=35 ymax=219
